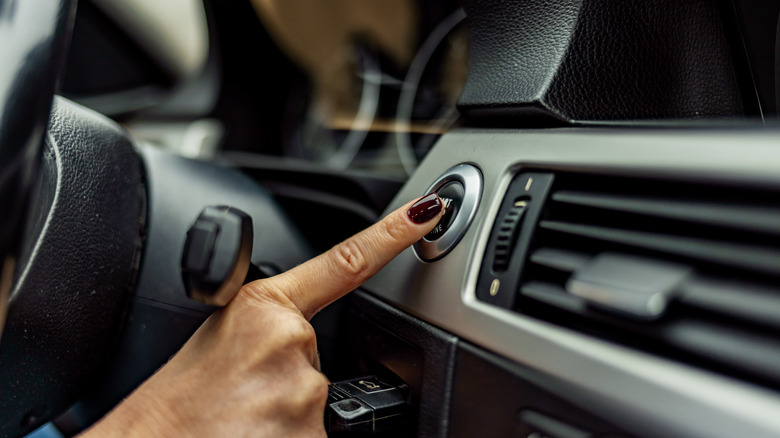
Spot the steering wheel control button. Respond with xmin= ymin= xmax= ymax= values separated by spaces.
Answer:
xmin=182 ymin=206 xmax=253 ymax=306
xmin=414 ymin=164 xmax=483 ymax=262
xmin=424 ymin=181 xmax=465 ymax=241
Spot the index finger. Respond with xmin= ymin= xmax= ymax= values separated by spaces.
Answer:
xmin=243 ymin=193 xmax=444 ymax=319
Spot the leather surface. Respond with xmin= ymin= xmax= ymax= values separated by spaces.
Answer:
xmin=0 ymin=97 xmax=146 ymax=437
xmin=458 ymin=0 xmax=745 ymax=123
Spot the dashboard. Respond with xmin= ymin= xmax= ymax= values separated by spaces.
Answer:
xmin=359 ymin=129 xmax=780 ymax=437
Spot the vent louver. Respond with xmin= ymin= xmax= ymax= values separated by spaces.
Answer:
xmin=514 ymin=172 xmax=780 ymax=386
xmin=492 ymin=199 xmax=528 ymax=272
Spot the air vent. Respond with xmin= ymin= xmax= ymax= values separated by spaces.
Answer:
xmin=512 ymin=171 xmax=780 ymax=387
xmin=493 ymin=198 xmax=529 ymax=271
xmin=476 ymin=173 xmax=553 ymax=308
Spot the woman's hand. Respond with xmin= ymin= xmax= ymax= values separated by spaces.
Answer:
xmin=81 ymin=194 xmax=444 ymax=437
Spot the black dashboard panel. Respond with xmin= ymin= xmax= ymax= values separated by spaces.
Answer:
xmin=340 ymin=291 xmax=633 ymax=437
xmin=342 ymin=292 xmax=458 ymax=438
xmin=458 ymin=0 xmax=753 ymax=123
xmin=450 ymin=342 xmax=631 ymax=437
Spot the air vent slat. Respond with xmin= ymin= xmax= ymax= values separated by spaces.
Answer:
xmin=552 ymin=190 xmax=780 ymax=236
xmin=502 ymin=170 xmax=780 ymax=387
xmin=539 ymin=220 xmax=780 ymax=275
xmin=678 ymin=278 xmax=780 ymax=330
xmin=519 ymin=281 xmax=587 ymax=313
xmin=665 ymin=320 xmax=780 ymax=381
xmin=529 ymin=247 xmax=591 ymax=273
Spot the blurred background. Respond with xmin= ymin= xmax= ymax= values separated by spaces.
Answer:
xmin=58 ymin=0 xmax=780 ymax=180
xmin=61 ymin=0 xmax=469 ymax=179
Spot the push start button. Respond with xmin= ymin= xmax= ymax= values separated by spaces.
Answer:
xmin=414 ymin=164 xmax=482 ymax=262
xmin=425 ymin=181 xmax=464 ymax=241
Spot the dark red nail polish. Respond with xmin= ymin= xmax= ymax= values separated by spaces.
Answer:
xmin=407 ymin=193 xmax=443 ymax=224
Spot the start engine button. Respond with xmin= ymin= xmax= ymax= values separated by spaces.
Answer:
xmin=425 ymin=182 xmax=464 ymax=241
xmin=414 ymin=164 xmax=482 ymax=262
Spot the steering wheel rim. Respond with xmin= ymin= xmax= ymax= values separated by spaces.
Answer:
xmin=0 ymin=2 xmax=156 ymax=436
xmin=0 ymin=0 xmax=76 ymax=335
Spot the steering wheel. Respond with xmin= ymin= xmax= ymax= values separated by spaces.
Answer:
xmin=0 ymin=1 xmax=149 ymax=435
xmin=0 ymin=1 xmax=316 ymax=436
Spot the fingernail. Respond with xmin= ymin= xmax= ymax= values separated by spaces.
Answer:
xmin=407 ymin=193 xmax=443 ymax=224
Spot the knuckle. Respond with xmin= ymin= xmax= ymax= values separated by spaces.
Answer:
xmin=380 ymin=215 xmax=409 ymax=243
xmin=332 ymin=239 xmax=369 ymax=279
xmin=288 ymin=371 xmax=329 ymax=411
xmin=279 ymin=315 xmax=317 ymax=347
xmin=239 ymin=281 xmax=292 ymax=309
xmin=309 ymin=373 xmax=330 ymax=404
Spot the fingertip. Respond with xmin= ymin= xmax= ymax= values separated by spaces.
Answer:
xmin=406 ymin=193 xmax=443 ymax=225
xmin=381 ymin=194 xmax=444 ymax=245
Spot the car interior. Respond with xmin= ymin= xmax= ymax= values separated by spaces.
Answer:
xmin=3 ymin=0 xmax=780 ymax=437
